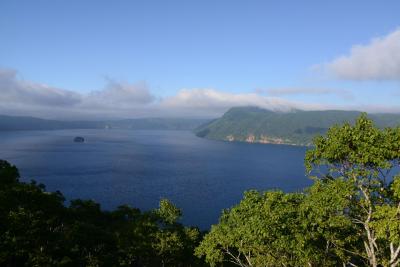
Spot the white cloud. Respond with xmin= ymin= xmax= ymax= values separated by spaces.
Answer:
xmin=325 ymin=28 xmax=400 ymax=80
xmin=260 ymin=87 xmax=354 ymax=100
xmin=85 ymin=80 xmax=155 ymax=108
xmin=0 ymin=69 xmax=82 ymax=107
xmin=0 ymin=69 xmax=157 ymax=119
xmin=158 ymin=88 xmax=327 ymax=117
xmin=0 ymin=68 xmax=399 ymax=119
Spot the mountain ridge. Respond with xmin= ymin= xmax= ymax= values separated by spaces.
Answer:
xmin=194 ymin=106 xmax=400 ymax=145
xmin=0 ymin=114 xmax=208 ymax=131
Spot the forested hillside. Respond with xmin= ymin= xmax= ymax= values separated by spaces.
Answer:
xmin=195 ymin=107 xmax=400 ymax=145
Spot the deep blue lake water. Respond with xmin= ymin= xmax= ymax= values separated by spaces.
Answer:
xmin=0 ymin=129 xmax=311 ymax=229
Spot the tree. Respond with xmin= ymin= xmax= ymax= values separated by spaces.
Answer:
xmin=153 ymin=199 xmax=202 ymax=267
xmin=0 ymin=160 xmax=20 ymax=185
xmin=0 ymin=160 xmax=206 ymax=266
xmin=305 ymin=114 xmax=400 ymax=266
xmin=156 ymin=199 xmax=182 ymax=225
xmin=299 ymin=178 xmax=362 ymax=266
xmin=0 ymin=173 xmax=67 ymax=266
xmin=195 ymin=190 xmax=329 ymax=267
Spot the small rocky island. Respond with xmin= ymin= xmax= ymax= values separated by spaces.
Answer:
xmin=73 ymin=136 xmax=85 ymax=143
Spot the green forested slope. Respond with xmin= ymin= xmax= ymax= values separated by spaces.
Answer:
xmin=195 ymin=106 xmax=400 ymax=145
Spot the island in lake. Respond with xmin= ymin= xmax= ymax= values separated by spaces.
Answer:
xmin=73 ymin=136 xmax=85 ymax=143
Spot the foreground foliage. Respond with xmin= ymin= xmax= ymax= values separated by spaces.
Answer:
xmin=196 ymin=114 xmax=400 ymax=267
xmin=0 ymin=160 xmax=204 ymax=266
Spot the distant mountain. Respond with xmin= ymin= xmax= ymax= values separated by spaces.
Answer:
xmin=194 ymin=107 xmax=400 ymax=146
xmin=105 ymin=118 xmax=210 ymax=130
xmin=0 ymin=115 xmax=209 ymax=131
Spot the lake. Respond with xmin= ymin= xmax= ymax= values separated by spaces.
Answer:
xmin=0 ymin=129 xmax=311 ymax=229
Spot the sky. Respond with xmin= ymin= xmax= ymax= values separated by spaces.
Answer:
xmin=0 ymin=0 xmax=399 ymax=119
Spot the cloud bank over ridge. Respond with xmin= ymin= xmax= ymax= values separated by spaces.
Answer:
xmin=0 ymin=68 xmax=333 ymax=119
xmin=260 ymin=87 xmax=354 ymax=100
xmin=1 ymin=67 xmax=399 ymax=119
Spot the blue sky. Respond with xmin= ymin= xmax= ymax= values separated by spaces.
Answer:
xmin=0 ymin=0 xmax=399 ymax=118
